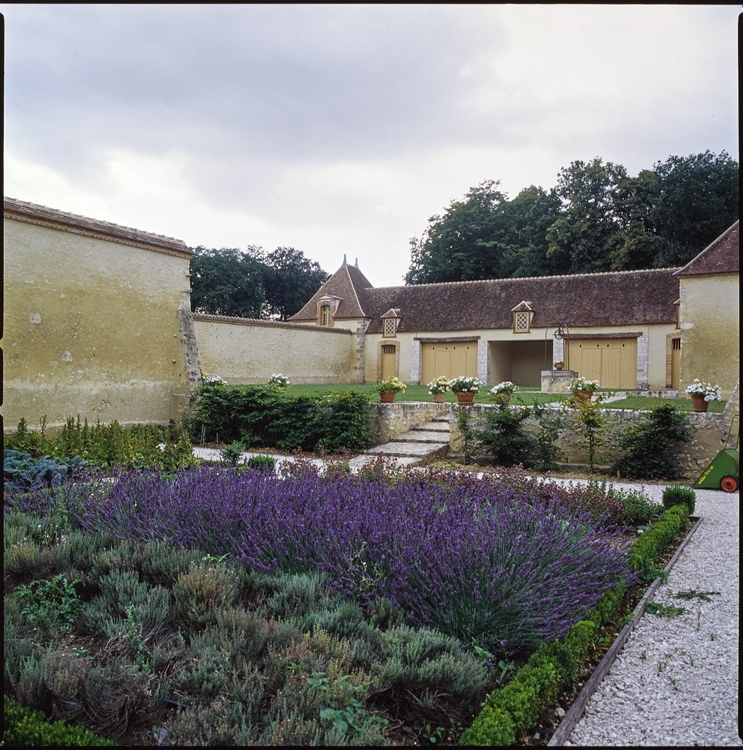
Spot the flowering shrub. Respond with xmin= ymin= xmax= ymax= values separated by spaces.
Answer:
xmin=201 ymin=372 xmax=226 ymax=384
xmin=571 ymin=377 xmax=599 ymax=392
xmin=268 ymin=373 xmax=290 ymax=390
xmin=427 ymin=376 xmax=451 ymax=395
xmin=685 ymin=379 xmax=721 ymax=401
xmin=490 ymin=382 xmax=518 ymax=397
xmin=54 ymin=466 xmax=634 ymax=654
xmin=375 ymin=377 xmax=407 ymax=394
xmin=449 ymin=376 xmax=483 ymax=393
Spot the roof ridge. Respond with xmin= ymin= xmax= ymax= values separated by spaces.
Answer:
xmin=371 ymin=267 xmax=682 ymax=291
xmin=343 ymin=266 xmax=367 ymax=317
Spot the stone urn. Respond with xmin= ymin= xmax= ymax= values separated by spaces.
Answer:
xmin=691 ymin=395 xmax=709 ymax=413
xmin=456 ymin=392 xmax=475 ymax=405
xmin=572 ymin=390 xmax=593 ymax=404
xmin=432 ymin=393 xmax=445 ymax=403
xmin=380 ymin=391 xmax=396 ymax=403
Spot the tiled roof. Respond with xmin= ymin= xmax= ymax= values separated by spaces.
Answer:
xmin=4 ymin=197 xmax=192 ymax=257
xmin=674 ymin=222 xmax=739 ymax=277
xmin=293 ymin=263 xmax=681 ymax=333
xmin=290 ymin=260 xmax=374 ymax=321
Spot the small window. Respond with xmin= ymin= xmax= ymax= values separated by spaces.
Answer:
xmin=382 ymin=344 xmax=396 ymax=355
xmin=383 ymin=318 xmax=396 ymax=337
xmin=321 ymin=305 xmax=331 ymax=326
xmin=513 ymin=311 xmax=530 ymax=333
xmin=673 ymin=338 xmax=681 ymax=350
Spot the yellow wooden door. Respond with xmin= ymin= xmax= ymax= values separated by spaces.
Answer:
xmin=421 ymin=343 xmax=478 ymax=385
xmin=381 ymin=344 xmax=396 ymax=380
xmin=568 ymin=338 xmax=637 ymax=389
xmin=671 ymin=338 xmax=680 ymax=389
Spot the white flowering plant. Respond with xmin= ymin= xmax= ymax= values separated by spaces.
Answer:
xmin=571 ymin=376 xmax=599 ymax=392
xmin=268 ymin=373 xmax=290 ymax=390
xmin=490 ymin=381 xmax=518 ymax=397
xmin=448 ymin=376 xmax=483 ymax=393
xmin=427 ymin=376 xmax=451 ymax=395
xmin=685 ymin=379 xmax=721 ymax=402
xmin=201 ymin=372 xmax=226 ymax=384
xmin=375 ymin=377 xmax=407 ymax=394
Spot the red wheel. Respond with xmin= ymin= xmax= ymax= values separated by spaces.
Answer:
xmin=720 ymin=475 xmax=739 ymax=493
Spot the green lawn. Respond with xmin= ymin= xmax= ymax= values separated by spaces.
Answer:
xmin=286 ymin=385 xmax=725 ymax=411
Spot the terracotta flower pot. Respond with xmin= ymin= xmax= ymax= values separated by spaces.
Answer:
xmin=495 ymin=393 xmax=511 ymax=405
xmin=572 ymin=390 xmax=593 ymax=404
xmin=380 ymin=391 xmax=395 ymax=403
xmin=456 ymin=392 xmax=475 ymax=405
xmin=554 ymin=363 xmax=564 ymax=371
xmin=432 ymin=393 xmax=445 ymax=403
xmin=691 ymin=395 xmax=708 ymax=413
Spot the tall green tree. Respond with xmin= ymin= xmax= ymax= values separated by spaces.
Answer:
xmin=405 ymin=180 xmax=517 ymax=284
xmin=650 ymin=150 xmax=739 ymax=267
xmin=189 ymin=246 xmax=266 ymax=318
xmin=262 ymin=247 xmax=330 ymax=321
xmin=546 ymin=158 xmax=629 ymax=274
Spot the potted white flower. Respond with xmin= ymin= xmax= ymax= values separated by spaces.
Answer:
xmin=448 ymin=375 xmax=483 ymax=405
xmin=571 ymin=376 xmax=599 ymax=403
xmin=376 ymin=377 xmax=407 ymax=403
xmin=427 ymin=376 xmax=451 ymax=403
xmin=490 ymin=381 xmax=518 ymax=405
xmin=268 ymin=373 xmax=290 ymax=391
xmin=685 ymin=379 xmax=721 ymax=412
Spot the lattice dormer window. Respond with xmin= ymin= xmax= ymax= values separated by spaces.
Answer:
xmin=381 ymin=308 xmax=401 ymax=338
xmin=511 ymin=301 xmax=534 ymax=333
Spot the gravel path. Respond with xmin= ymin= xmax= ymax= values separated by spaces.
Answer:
xmin=564 ymin=486 xmax=740 ymax=746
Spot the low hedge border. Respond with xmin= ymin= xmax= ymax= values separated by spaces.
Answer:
xmin=3 ymin=694 xmax=117 ymax=746
xmin=460 ymin=503 xmax=691 ymax=746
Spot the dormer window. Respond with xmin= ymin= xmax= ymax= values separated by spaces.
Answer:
xmin=316 ymin=294 xmax=341 ymax=326
xmin=511 ymin=301 xmax=534 ymax=333
xmin=381 ymin=308 xmax=401 ymax=338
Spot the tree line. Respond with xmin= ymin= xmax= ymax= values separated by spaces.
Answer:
xmin=190 ymin=246 xmax=330 ymax=321
xmin=405 ymin=151 xmax=739 ymax=284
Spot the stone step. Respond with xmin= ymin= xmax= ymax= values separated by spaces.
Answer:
xmin=364 ymin=441 xmax=450 ymax=461
xmin=411 ymin=421 xmax=451 ymax=432
xmin=391 ymin=429 xmax=450 ymax=444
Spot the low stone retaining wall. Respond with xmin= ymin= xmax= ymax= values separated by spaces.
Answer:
xmin=446 ymin=403 xmax=734 ymax=478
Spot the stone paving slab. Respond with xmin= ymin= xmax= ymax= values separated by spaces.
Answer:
xmin=365 ymin=441 xmax=449 ymax=458
xmin=390 ymin=429 xmax=451 ymax=443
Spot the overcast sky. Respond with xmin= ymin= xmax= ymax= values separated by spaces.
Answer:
xmin=3 ymin=4 xmax=739 ymax=287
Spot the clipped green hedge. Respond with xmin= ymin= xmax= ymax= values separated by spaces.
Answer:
xmin=3 ymin=695 xmax=116 ymax=746
xmin=186 ymin=381 xmax=374 ymax=453
xmin=460 ymin=503 xmax=691 ymax=746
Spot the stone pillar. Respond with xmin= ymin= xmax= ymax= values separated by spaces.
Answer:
xmin=478 ymin=339 xmax=489 ymax=384
xmin=411 ymin=339 xmax=422 ymax=384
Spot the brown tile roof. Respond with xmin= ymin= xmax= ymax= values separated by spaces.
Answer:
xmin=290 ymin=259 xmax=374 ymax=321
xmin=4 ymin=197 xmax=192 ymax=258
xmin=674 ymin=221 xmax=739 ymax=277
xmin=292 ymin=263 xmax=681 ymax=333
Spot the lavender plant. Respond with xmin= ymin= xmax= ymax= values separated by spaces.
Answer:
xmin=53 ymin=466 xmax=634 ymax=654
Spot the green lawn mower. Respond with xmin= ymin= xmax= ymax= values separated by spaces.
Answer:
xmin=693 ymin=414 xmax=739 ymax=492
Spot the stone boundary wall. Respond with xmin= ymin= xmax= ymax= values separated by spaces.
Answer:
xmin=447 ymin=397 xmax=739 ymax=479
xmin=193 ymin=314 xmax=362 ymax=385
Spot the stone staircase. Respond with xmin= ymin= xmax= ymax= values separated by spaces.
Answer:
xmin=353 ymin=415 xmax=451 ymax=468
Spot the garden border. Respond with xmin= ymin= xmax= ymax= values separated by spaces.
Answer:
xmin=547 ymin=514 xmax=703 ymax=746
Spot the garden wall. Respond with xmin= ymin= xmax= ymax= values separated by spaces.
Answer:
xmin=2 ymin=206 xmax=199 ymax=433
xmin=193 ymin=314 xmax=362 ymax=385
xmin=448 ymin=395 xmax=739 ymax=478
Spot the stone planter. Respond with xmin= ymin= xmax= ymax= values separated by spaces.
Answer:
xmin=572 ymin=390 xmax=593 ymax=404
xmin=431 ymin=393 xmax=445 ymax=403
xmin=380 ymin=391 xmax=396 ymax=403
xmin=456 ymin=392 xmax=475 ymax=405
xmin=691 ymin=395 xmax=709 ymax=413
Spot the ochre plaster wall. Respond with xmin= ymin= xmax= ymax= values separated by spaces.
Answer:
xmin=193 ymin=315 xmax=361 ymax=384
xmin=678 ymin=275 xmax=739 ymax=399
xmin=2 ymin=218 xmax=195 ymax=432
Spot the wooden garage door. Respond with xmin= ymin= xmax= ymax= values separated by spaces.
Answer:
xmin=567 ymin=338 xmax=637 ymax=389
xmin=421 ymin=342 xmax=478 ymax=385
